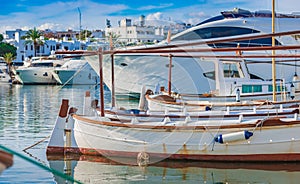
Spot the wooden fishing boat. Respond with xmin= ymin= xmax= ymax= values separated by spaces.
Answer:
xmin=47 ymin=99 xmax=300 ymax=163
xmin=144 ymin=91 xmax=300 ymax=112
xmin=81 ymin=90 xmax=300 ymax=122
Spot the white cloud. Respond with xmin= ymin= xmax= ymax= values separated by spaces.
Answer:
xmin=146 ymin=12 xmax=164 ymax=21
xmin=37 ymin=23 xmax=66 ymax=31
xmin=138 ymin=3 xmax=173 ymax=11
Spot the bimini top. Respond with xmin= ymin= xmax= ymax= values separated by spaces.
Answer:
xmin=197 ymin=8 xmax=300 ymax=26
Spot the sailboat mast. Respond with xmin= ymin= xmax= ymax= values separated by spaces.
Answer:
xmin=272 ymin=0 xmax=276 ymax=101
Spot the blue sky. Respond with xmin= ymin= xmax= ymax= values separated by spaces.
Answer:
xmin=0 ymin=0 xmax=299 ymax=33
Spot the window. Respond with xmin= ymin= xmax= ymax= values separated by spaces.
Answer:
xmin=223 ymin=63 xmax=240 ymax=78
xmin=32 ymin=62 xmax=54 ymax=67
xmin=203 ymin=71 xmax=215 ymax=80
xmin=268 ymin=85 xmax=287 ymax=92
xmin=173 ymin=27 xmax=259 ymax=41
xmin=242 ymin=85 xmax=262 ymax=93
xmin=172 ymin=26 xmax=281 ymax=47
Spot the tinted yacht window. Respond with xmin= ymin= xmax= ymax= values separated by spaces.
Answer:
xmin=173 ymin=26 xmax=281 ymax=47
xmin=173 ymin=27 xmax=259 ymax=41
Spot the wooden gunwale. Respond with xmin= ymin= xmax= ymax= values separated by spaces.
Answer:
xmin=72 ymin=114 xmax=300 ymax=130
xmin=178 ymin=91 xmax=296 ymax=98
xmin=103 ymin=109 xmax=299 ymax=119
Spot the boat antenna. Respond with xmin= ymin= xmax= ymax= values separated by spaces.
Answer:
xmin=78 ymin=7 xmax=82 ymax=41
xmin=295 ymin=50 xmax=297 ymax=76
xmin=271 ymin=0 xmax=276 ymax=101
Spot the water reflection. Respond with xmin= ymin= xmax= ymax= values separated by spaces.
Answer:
xmin=47 ymin=154 xmax=300 ymax=184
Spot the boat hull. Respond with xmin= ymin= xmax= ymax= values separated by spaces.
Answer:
xmin=48 ymin=114 xmax=300 ymax=162
xmin=53 ymin=61 xmax=100 ymax=85
xmin=53 ymin=69 xmax=99 ymax=85
xmin=16 ymin=67 xmax=58 ymax=84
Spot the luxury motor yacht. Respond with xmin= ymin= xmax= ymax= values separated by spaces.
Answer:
xmin=15 ymin=55 xmax=68 ymax=85
xmin=86 ymin=8 xmax=300 ymax=98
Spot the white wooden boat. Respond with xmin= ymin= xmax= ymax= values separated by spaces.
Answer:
xmin=144 ymin=91 xmax=300 ymax=112
xmin=83 ymin=90 xmax=300 ymax=122
xmin=47 ymin=99 xmax=300 ymax=162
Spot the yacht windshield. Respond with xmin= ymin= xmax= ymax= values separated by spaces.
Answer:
xmin=31 ymin=62 xmax=54 ymax=67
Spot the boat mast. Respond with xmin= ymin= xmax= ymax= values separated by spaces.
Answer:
xmin=98 ymin=48 xmax=105 ymax=117
xmin=168 ymin=54 xmax=172 ymax=95
xmin=110 ymin=35 xmax=116 ymax=107
xmin=272 ymin=0 xmax=276 ymax=101
xmin=78 ymin=8 xmax=82 ymax=41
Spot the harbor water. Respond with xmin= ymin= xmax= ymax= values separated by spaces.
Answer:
xmin=1 ymin=84 xmax=300 ymax=183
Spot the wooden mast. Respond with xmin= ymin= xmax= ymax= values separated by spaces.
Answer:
xmin=98 ymin=47 xmax=105 ymax=117
xmin=272 ymin=0 xmax=277 ymax=101
xmin=168 ymin=54 xmax=173 ymax=95
xmin=110 ymin=35 xmax=116 ymax=107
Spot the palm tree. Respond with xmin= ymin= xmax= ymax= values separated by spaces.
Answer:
xmin=22 ymin=27 xmax=44 ymax=57
xmin=106 ymin=32 xmax=120 ymax=49
xmin=3 ymin=52 xmax=16 ymax=78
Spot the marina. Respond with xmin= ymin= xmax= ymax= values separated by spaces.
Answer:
xmin=2 ymin=1 xmax=300 ymax=183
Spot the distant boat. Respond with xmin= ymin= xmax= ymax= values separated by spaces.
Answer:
xmin=15 ymin=55 xmax=68 ymax=85
xmin=0 ymin=58 xmax=11 ymax=84
xmin=52 ymin=58 xmax=99 ymax=85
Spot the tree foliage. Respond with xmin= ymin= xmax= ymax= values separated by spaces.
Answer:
xmin=21 ymin=27 xmax=44 ymax=57
xmin=0 ymin=42 xmax=17 ymax=58
xmin=3 ymin=52 xmax=16 ymax=78
xmin=3 ymin=52 xmax=15 ymax=65
xmin=0 ymin=34 xmax=3 ymax=42
xmin=78 ymin=30 xmax=92 ymax=40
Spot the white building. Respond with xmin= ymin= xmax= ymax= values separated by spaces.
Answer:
xmin=4 ymin=29 xmax=87 ymax=62
xmin=105 ymin=16 xmax=165 ymax=44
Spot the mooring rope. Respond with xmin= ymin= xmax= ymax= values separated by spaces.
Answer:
xmin=22 ymin=135 xmax=51 ymax=151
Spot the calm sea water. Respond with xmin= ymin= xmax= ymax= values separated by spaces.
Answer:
xmin=1 ymin=84 xmax=300 ymax=183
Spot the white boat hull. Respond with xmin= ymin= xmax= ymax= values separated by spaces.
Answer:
xmin=71 ymin=115 xmax=300 ymax=161
xmin=53 ymin=69 xmax=99 ymax=85
xmin=87 ymin=54 xmax=212 ymax=97
xmin=53 ymin=61 xmax=100 ymax=85
xmin=16 ymin=67 xmax=58 ymax=84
